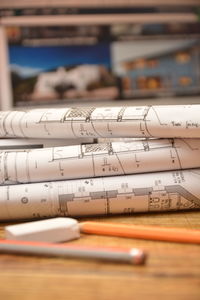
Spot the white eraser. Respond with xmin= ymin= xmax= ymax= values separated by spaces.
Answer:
xmin=5 ymin=218 xmax=80 ymax=243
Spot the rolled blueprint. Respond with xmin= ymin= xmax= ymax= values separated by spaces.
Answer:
xmin=1 ymin=138 xmax=200 ymax=185
xmin=0 ymin=169 xmax=199 ymax=220
xmin=0 ymin=104 xmax=200 ymax=139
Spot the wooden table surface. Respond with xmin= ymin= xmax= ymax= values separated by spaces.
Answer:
xmin=0 ymin=211 xmax=199 ymax=300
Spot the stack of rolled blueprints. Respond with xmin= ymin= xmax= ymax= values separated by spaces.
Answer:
xmin=0 ymin=104 xmax=200 ymax=220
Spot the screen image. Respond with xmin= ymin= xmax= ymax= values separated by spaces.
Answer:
xmin=8 ymin=22 xmax=200 ymax=106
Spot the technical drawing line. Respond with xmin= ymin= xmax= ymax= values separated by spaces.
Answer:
xmin=150 ymin=106 xmax=168 ymax=126
xmin=179 ymin=138 xmax=199 ymax=150
xmin=114 ymin=150 xmax=126 ymax=175
xmin=173 ymin=146 xmax=183 ymax=170
xmin=142 ymin=106 xmax=153 ymax=137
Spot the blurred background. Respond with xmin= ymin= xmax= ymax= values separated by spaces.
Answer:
xmin=0 ymin=0 xmax=200 ymax=110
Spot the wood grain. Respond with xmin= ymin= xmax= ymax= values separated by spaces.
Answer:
xmin=0 ymin=211 xmax=200 ymax=300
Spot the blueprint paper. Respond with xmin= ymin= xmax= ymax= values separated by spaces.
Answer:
xmin=0 ymin=169 xmax=199 ymax=220
xmin=0 ymin=105 xmax=200 ymax=139
xmin=1 ymin=138 xmax=200 ymax=185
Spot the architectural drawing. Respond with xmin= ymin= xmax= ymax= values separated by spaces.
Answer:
xmin=0 ymin=104 xmax=200 ymax=139
xmin=1 ymin=138 xmax=200 ymax=185
xmin=0 ymin=169 xmax=199 ymax=220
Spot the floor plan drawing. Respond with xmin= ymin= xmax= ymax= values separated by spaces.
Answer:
xmin=0 ymin=169 xmax=199 ymax=220
xmin=1 ymin=138 xmax=200 ymax=184
xmin=0 ymin=105 xmax=200 ymax=139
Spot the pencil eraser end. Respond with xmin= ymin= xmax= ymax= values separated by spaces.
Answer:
xmin=5 ymin=218 xmax=80 ymax=243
